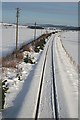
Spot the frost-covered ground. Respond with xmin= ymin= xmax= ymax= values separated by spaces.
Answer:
xmin=1 ymin=26 xmax=79 ymax=118
xmin=53 ymin=34 xmax=78 ymax=118
xmin=2 ymin=50 xmax=42 ymax=109
xmin=0 ymin=23 xmax=46 ymax=57
xmin=38 ymin=33 xmax=78 ymax=118
xmin=2 ymin=38 xmax=50 ymax=118
xmin=60 ymin=31 xmax=78 ymax=64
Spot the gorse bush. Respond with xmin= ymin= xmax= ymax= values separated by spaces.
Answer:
xmin=24 ymin=54 xmax=34 ymax=64
xmin=2 ymin=80 xmax=9 ymax=109
xmin=2 ymin=60 xmax=17 ymax=68
xmin=2 ymin=52 xmax=24 ymax=68
xmin=34 ymin=39 xmax=46 ymax=52
xmin=34 ymin=47 xmax=40 ymax=53
xmin=24 ymin=54 xmax=29 ymax=63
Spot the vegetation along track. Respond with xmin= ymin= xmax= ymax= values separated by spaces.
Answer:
xmin=34 ymin=35 xmax=59 ymax=120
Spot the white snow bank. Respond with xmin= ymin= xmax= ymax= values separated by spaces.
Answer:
xmin=0 ymin=112 xmax=2 ymax=120
xmin=1 ymin=25 xmax=46 ymax=57
xmin=53 ymin=33 xmax=78 ymax=118
xmin=2 ymin=50 xmax=41 ymax=109
xmin=60 ymin=31 xmax=78 ymax=64
xmin=2 ymin=37 xmax=51 ymax=118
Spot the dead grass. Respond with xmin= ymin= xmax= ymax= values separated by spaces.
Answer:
xmin=2 ymin=59 xmax=17 ymax=68
xmin=23 ymin=44 xmax=33 ymax=52
xmin=16 ymin=52 xmax=24 ymax=61
xmin=2 ymin=52 xmax=24 ymax=68
xmin=1 ymin=32 xmax=52 ymax=68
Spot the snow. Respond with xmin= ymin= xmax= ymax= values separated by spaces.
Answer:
xmin=2 ymin=38 xmax=50 ymax=118
xmin=2 ymin=50 xmax=41 ymax=109
xmin=60 ymin=31 xmax=78 ymax=64
xmin=4 ymin=63 xmax=32 ymax=109
xmin=0 ymin=23 xmax=46 ymax=57
xmin=0 ymin=112 xmax=2 ymax=120
xmin=53 ymin=34 xmax=78 ymax=118
xmin=1 ymin=28 xmax=78 ymax=118
xmin=38 ymin=36 xmax=55 ymax=118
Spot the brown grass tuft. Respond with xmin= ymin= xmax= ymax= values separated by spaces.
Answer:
xmin=2 ymin=52 xmax=24 ymax=68
xmin=17 ymin=52 xmax=24 ymax=60
xmin=23 ymin=44 xmax=33 ymax=52
xmin=2 ymin=59 xmax=17 ymax=68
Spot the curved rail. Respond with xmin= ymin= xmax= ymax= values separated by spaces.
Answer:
xmin=51 ymin=38 xmax=59 ymax=120
xmin=34 ymin=44 xmax=49 ymax=120
xmin=34 ymin=35 xmax=59 ymax=120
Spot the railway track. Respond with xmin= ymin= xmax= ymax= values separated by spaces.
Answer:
xmin=2 ymin=33 xmax=78 ymax=118
xmin=51 ymin=38 xmax=59 ymax=120
xmin=34 ymin=36 xmax=59 ymax=120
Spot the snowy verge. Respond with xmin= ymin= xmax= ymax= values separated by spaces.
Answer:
xmin=2 ymin=50 xmax=41 ymax=109
xmin=60 ymin=31 xmax=78 ymax=64
xmin=53 ymin=34 xmax=78 ymax=118
xmin=2 ymin=37 xmax=52 ymax=118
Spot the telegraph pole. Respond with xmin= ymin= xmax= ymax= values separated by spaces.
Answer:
xmin=16 ymin=8 xmax=20 ymax=58
xmin=34 ymin=22 xmax=36 ymax=40
xmin=41 ymin=29 xmax=42 ymax=35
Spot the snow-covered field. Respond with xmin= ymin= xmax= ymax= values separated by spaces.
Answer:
xmin=0 ymin=23 xmax=46 ymax=57
xmin=60 ymin=31 xmax=78 ymax=64
xmin=1 ymin=23 xmax=78 ymax=119
xmin=53 ymin=34 xmax=78 ymax=118
xmin=2 ymin=32 xmax=78 ymax=118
